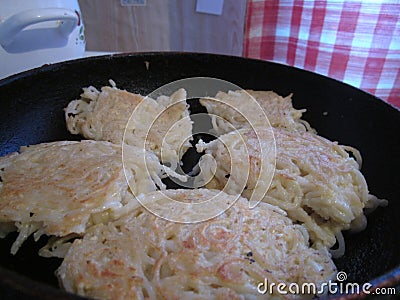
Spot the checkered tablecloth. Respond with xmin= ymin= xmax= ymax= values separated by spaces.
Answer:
xmin=244 ymin=0 xmax=400 ymax=108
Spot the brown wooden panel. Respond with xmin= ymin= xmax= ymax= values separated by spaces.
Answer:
xmin=168 ymin=0 xmax=246 ymax=56
xmin=78 ymin=0 xmax=246 ymax=55
xmin=79 ymin=0 xmax=170 ymax=52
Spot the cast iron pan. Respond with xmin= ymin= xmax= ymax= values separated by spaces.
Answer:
xmin=0 ymin=53 xmax=399 ymax=299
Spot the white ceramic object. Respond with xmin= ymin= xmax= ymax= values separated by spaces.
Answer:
xmin=0 ymin=0 xmax=85 ymax=79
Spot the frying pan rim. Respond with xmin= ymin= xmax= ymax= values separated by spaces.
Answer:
xmin=1 ymin=51 xmax=398 ymax=112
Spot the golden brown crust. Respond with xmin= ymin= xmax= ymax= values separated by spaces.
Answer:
xmin=200 ymin=90 xmax=314 ymax=135
xmin=66 ymin=86 xmax=143 ymax=142
xmin=199 ymin=127 xmax=371 ymax=248
xmin=0 ymin=140 xmax=169 ymax=254
xmin=65 ymin=86 xmax=192 ymax=166
xmin=58 ymin=189 xmax=336 ymax=300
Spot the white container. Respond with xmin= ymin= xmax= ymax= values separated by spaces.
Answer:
xmin=0 ymin=0 xmax=85 ymax=79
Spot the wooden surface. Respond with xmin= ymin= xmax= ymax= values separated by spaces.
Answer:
xmin=78 ymin=0 xmax=247 ymax=56
xmin=78 ymin=0 xmax=170 ymax=52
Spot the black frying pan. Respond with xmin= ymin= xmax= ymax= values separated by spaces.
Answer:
xmin=0 ymin=53 xmax=399 ymax=299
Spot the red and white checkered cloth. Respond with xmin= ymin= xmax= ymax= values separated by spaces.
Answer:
xmin=244 ymin=0 xmax=400 ymax=108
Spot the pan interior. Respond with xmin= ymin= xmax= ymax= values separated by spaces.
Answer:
xmin=0 ymin=53 xmax=399 ymax=298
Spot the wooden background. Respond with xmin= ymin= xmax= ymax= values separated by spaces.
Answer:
xmin=78 ymin=0 xmax=247 ymax=56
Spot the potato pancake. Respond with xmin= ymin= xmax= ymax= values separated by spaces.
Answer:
xmin=0 ymin=140 xmax=173 ymax=254
xmin=65 ymin=85 xmax=192 ymax=167
xmin=58 ymin=189 xmax=336 ymax=300
xmin=200 ymin=90 xmax=314 ymax=135
xmin=196 ymin=128 xmax=384 ymax=250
